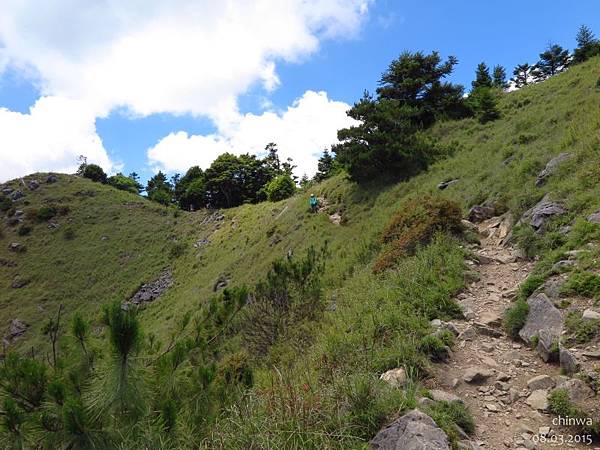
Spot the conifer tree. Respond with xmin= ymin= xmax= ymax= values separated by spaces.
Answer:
xmin=573 ymin=24 xmax=600 ymax=63
xmin=492 ymin=65 xmax=508 ymax=89
xmin=533 ymin=44 xmax=570 ymax=80
xmin=472 ymin=62 xmax=492 ymax=89
xmin=512 ymin=63 xmax=531 ymax=88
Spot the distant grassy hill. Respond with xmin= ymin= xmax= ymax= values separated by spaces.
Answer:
xmin=0 ymin=56 xmax=598 ymax=448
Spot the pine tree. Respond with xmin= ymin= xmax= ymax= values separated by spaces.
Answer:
xmin=534 ymin=44 xmax=570 ymax=80
xmin=573 ymin=24 xmax=600 ymax=63
xmin=472 ymin=62 xmax=492 ymax=89
xmin=314 ymin=150 xmax=337 ymax=181
xmin=512 ymin=63 xmax=531 ymax=88
xmin=492 ymin=65 xmax=508 ymax=89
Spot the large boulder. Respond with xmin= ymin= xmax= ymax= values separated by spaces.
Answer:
xmin=437 ymin=179 xmax=459 ymax=190
xmin=27 ymin=179 xmax=40 ymax=190
xmin=370 ymin=409 xmax=450 ymax=450
xmin=468 ymin=205 xmax=495 ymax=223
xmin=559 ymin=347 xmax=579 ymax=376
xmin=535 ymin=153 xmax=572 ymax=187
xmin=518 ymin=194 xmax=566 ymax=233
xmin=519 ymin=293 xmax=563 ymax=346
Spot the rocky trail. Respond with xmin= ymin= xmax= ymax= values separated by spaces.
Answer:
xmin=424 ymin=218 xmax=599 ymax=450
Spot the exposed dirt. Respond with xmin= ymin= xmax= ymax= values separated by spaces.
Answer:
xmin=427 ymin=219 xmax=598 ymax=450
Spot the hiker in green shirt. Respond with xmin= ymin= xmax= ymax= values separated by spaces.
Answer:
xmin=309 ymin=194 xmax=318 ymax=213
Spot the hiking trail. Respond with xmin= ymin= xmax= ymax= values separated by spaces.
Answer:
xmin=426 ymin=218 xmax=597 ymax=450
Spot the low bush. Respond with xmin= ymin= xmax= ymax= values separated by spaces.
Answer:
xmin=264 ymin=174 xmax=296 ymax=202
xmin=0 ymin=194 xmax=12 ymax=212
xmin=169 ymin=241 xmax=187 ymax=259
xmin=565 ymin=311 xmax=600 ymax=344
xmin=504 ymin=299 xmax=529 ymax=339
xmin=17 ymin=224 xmax=32 ymax=236
xmin=548 ymin=389 xmax=600 ymax=437
xmin=561 ymin=271 xmax=600 ymax=299
xmin=373 ymin=197 xmax=463 ymax=272
xmin=424 ymin=401 xmax=475 ymax=445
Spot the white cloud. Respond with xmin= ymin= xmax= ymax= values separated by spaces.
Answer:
xmin=0 ymin=96 xmax=114 ymax=181
xmin=0 ymin=0 xmax=371 ymax=118
xmin=0 ymin=0 xmax=371 ymax=181
xmin=147 ymin=90 xmax=356 ymax=177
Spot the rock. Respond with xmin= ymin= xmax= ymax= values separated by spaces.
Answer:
xmin=526 ymin=390 xmax=549 ymax=411
xmin=5 ymin=319 xmax=28 ymax=342
xmin=419 ymin=397 xmax=436 ymax=408
xmin=535 ymin=153 xmax=571 ymax=187
xmin=518 ymin=293 xmax=563 ymax=345
xmin=429 ymin=389 xmax=464 ymax=404
xmin=370 ymin=409 xmax=450 ymax=450
xmin=468 ymin=205 xmax=495 ymax=223
xmin=479 ymin=311 xmax=502 ymax=327
xmin=46 ymin=174 xmax=58 ymax=183
xmin=551 ymin=260 xmax=575 ymax=271
xmin=507 ymin=388 xmax=520 ymax=404
xmin=518 ymin=194 xmax=566 ymax=233
xmin=461 ymin=219 xmax=478 ymax=232
xmin=485 ymin=403 xmax=498 ymax=412
xmin=581 ymin=350 xmax=600 ymax=359
xmin=27 ymin=179 xmax=40 ymax=190
xmin=0 ymin=258 xmax=17 ymax=267
xmin=473 ymin=322 xmax=503 ymax=337
xmin=536 ymin=328 xmax=559 ymax=362
xmin=582 ymin=309 xmax=600 ymax=321
xmin=328 ymin=212 xmax=342 ymax=225
xmin=127 ymin=269 xmax=174 ymax=306
xmin=8 ymin=190 xmax=24 ymax=201
xmin=440 ymin=322 xmax=459 ymax=336
xmin=430 ymin=319 xmax=442 ymax=328
xmin=481 ymin=342 xmax=494 ymax=353
xmin=559 ymin=347 xmax=579 ymax=375
xmin=193 ymin=238 xmax=210 ymax=249
xmin=556 ymin=378 xmax=594 ymax=403
xmin=11 ymin=277 xmax=29 ymax=289
xmin=8 ymin=242 xmax=25 ymax=253
xmin=463 ymin=367 xmax=494 ymax=384
xmin=534 ymin=276 xmax=565 ymax=300
xmin=1 ymin=187 xmax=14 ymax=195
xmin=437 ymin=179 xmax=459 ymax=190
xmin=496 ymin=372 xmax=511 ymax=382
xmin=380 ymin=368 xmax=407 ymax=388
xmin=527 ymin=375 xmax=555 ymax=391
xmin=586 ymin=210 xmax=600 ymax=223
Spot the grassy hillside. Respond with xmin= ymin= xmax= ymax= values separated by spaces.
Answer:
xmin=0 ymin=57 xmax=599 ymax=448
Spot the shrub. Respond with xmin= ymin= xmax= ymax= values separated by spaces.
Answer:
xmin=504 ymin=299 xmax=529 ymax=339
xmin=264 ymin=174 xmax=296 ymax=202
xmin=0 ymin=194 xmax=12 ymax=212
xmin=424 ymin=401 xmax=475 ymax=444
xmin=565 ymin=311 xmax=600 ymax=344
xmin=548 ymin=389 xmax=599 ymax=437
xmin=560 ymin=271 xmax=600 ymax=298
xmin=36 ymin=206 xmax=57 ymax=222
xmin=519 ymin=273 xmax=545 ymax=299
xmin=82 ymin=164 xmax=107 ymax=183
xmin=512 ymin=224 xmax=541 ymax=259
xmin=17 ymin=224 xmax=32 ymax=236
xmin=63 ymin=227 xmax=75 ymax=241
xmin=169 ymin=242 xmax=186 ymax=259
xmin=419 ymin=334 xmax=451 ymax=361
xmin=374 ymin=197 xmax=463 ymax=272
xmin=108 ymin=173 xmax=143 ymax=193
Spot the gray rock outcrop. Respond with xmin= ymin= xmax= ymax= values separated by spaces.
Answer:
xmin=535 ymin=153 xmax=571 ymax=187
xmin=468 ymin=205 xmax=495 ymax=223
xmin=518 ymin=194 xmax=566 ymax=233
xmin=370 ymin=409 xmax=450 ymax=450
xmin=127 ymin=269 xmax=173 ymax=306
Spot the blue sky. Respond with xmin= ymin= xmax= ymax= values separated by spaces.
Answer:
xmin=0 ymin=1 xmax=598 ymax=183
